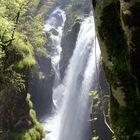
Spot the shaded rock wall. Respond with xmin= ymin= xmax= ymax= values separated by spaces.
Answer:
xmin=60 ymin=19 xmax=81 ymax=78
xmin=92 ymin=0 xmax=140 ymax=139
xmin=29 ymin=52 xmax=54 ymax=118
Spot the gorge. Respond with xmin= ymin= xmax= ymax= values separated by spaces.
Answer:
xmin=0 ymin=0 xmax=140 ymax=140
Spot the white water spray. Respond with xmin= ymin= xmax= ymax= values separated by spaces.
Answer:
xmin=43 ymin=11 xmax=101 ymax=140
xmin=44 ymin=7 xmax=66 ymax=85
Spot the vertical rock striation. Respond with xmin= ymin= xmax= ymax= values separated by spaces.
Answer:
xmin=92 ymin=0 xmax=140 ymax=139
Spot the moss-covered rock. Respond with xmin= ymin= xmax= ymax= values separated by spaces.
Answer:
xmin=8 ymin=93 xmax=44 ymax=140
xmin=0 ymin=1 xmax=45 ymax=139
xmin=93 ymin=0 xmax=140 ymax=139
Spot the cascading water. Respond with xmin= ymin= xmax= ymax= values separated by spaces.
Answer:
xmin=44 ymin=7 xmax=66 ymax=86
xmin=43 ymin=10 xmax=101 ymax=140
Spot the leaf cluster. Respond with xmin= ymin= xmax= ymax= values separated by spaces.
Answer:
xmin=0 ymin=0 xmax=36 ymax=92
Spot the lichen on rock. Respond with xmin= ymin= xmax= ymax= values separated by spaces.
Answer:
xmin=93 ymin=0 xmax=140 ymax=139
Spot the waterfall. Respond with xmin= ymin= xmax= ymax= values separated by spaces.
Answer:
xmin=43 ymin=10 xmax=101 ymax=140
xmin=44 ymin=7 xmax=66 ymax=86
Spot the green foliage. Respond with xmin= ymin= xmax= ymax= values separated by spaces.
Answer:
xmin=0 ymin=1 xmax=45 ymax=139
xmin=92 ymin=136 xmax=99 ymax=140
xmin=9 ymin=93 xmax=44 ymax=140
xmin=26 ymin=93 xmax=33 ymax=108
xmin=12 ymin=33 xmax=35 ymax=69
xmin=89 ymin=91 xmax=100 ymax=122
xmin=0 ymin=0 xmax=30 ymax=18
xmin=0 ymin=70 xmax=25 ymax=92
xmin=16 ymin=55 xmax=36 ymax=69
xmin=17 ymin=0 xmax=48 ymax=50
xmin=89 ymin=91 xmax=100 ymax=139
xmin=89 ymin=90 xmax=113 ymax=139
xmin=9 ymin=127 xmax=42 ymax=140
xmin=19 ymin=14 xmax=46 ymax=49
xmin=89 ymin=91 xmax=97 ymax=97
xmin=0 ymin=0 xmax=37 ymax=92
xmin=89 ymin=90 xmax=100 ymax=110
xmin=97 ymin=2 xmax=140 ymax=139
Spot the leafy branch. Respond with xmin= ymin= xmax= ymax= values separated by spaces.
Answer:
xmin=89 ymin=91 xmax=114 ymax=134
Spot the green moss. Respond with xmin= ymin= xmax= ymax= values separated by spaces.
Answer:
xmin=10 ymin=127 xmax=42 ymax=140
xmin=9 ymin=93 xmax=44 ymax=140
xmin=0 ymin=1 xmax=45 ymax=139
xmin=29 ymin=109 xmax=38 ymax=125
xmin=26 ymin=94 xmax=33 ymax=108
xmin=97 ymin=2 xmax=140 ymax=139
xmin=98 ymin=2 xmax=128 ymax=60
xmin=11 ymin=33 xmax=36 ymax=70
xmin=110 ymin=102 xmax=140 ymax=139
xmin=16 ymin=55 xmax=36 ymax=69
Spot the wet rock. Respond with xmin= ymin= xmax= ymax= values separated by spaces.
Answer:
xmin=50 ymin=28 xmax=59 ymax=35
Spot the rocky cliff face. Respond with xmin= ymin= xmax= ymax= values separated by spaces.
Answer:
xmin=60 ymin=19 xmax=81 ymax=78
xmin=92 ymin=0 xmax=140 ymax=139
xmin=0 ymin=0 xmax=48 ymax=139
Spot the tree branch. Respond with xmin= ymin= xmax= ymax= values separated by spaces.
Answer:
xmin=102 ymin=108 xmax=114 ymax=134
xmin=102 ymin=96 xmax=114 ymax=134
